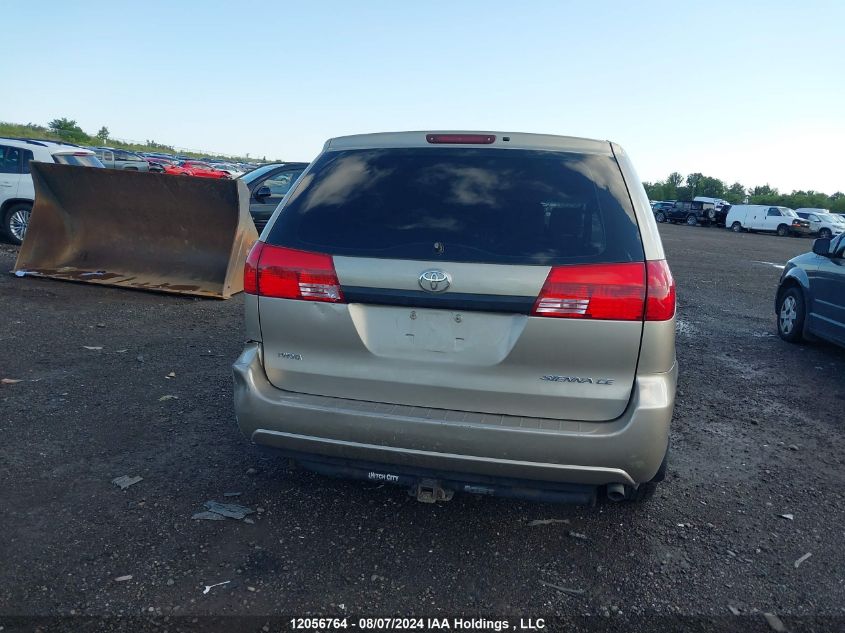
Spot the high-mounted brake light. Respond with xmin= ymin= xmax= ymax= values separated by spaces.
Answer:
xmin=532 ymin=263 xmax=646 ymax=320
xmin=243 ymin=242 xmax=344 ymax=302
xmin=426 ymin=134 xmax=496 ymax=145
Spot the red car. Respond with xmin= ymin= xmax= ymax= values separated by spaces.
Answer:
xmin=164 ymin=160 xmax=230 ymax=179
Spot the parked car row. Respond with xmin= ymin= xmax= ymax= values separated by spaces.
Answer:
xmin=81 ymin=147 xmax=261 ymax=178
xmin=651 ymin=199 xmax=844 ymax=238
xmin=163 ymin=160 xmax=231 ymax=179
xmin=139 ymin=151 xmax=258 ymax=177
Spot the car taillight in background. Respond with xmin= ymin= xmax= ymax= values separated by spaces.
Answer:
xmin=244 ymin=242 xmax=344 ymax=302
xmin=531 ymin=260 xmax=675 ymax=321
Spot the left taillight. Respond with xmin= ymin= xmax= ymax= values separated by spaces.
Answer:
xmin=243 ymin=241 xmax=344 ymax=303
xmin=243 ymin=241 xmax=262 ymax=295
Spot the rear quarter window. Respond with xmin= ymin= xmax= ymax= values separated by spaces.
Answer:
xmin=267 ymin=148 xmax=643 ymax=265
xmin=53 ymin=153 xmax=103 ymax=167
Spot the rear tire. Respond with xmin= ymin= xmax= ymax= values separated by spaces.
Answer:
xmin=731 ymin=221 xmax=743 ymax=232
xmin=777 ymin=224 xmax=789 ymax=237
xmin=655 ymin=211 xmax=666 ymax=223
xmin=3 ymin=202 xmax=32 ymax=245
xmin=686 ymin=214 xmax=698 ymax=226
xmin=777 ymin=286 xmax=805 ymax=343
xmin=819 ymin=228 xmax=832 ymax=239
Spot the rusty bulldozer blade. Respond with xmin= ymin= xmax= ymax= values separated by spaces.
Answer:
xmin=13 ymin=163 xmax=258 ymax=298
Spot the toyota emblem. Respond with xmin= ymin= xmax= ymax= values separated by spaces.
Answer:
xmin=419 ymin=269 xmax=451 ymax=293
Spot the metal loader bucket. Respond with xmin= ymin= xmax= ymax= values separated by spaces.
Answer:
xmin=13 ymin=163 xmax=258 ymax=299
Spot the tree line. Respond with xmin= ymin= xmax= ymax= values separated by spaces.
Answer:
xmin=643 ymin=172 xmax=845 ymax=214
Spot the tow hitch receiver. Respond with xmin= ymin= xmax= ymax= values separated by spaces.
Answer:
xmin=412 ymin=478 xmax=454 ymax=503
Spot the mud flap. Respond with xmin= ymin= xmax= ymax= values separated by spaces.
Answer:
xmin=13 ymin=163 xmax=258 ymax=298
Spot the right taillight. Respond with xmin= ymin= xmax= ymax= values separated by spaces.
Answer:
xmin=243 ymin=241 xmax=344 ymax=303
xmin=531 ymin=263 xmax=646 ymax=320
xmin=530 ymin=260 xmax=675 ymax=321
xmin=645 ymin=260 xmax=675 ymax=320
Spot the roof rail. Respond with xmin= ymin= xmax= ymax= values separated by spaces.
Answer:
xmin=7 ymin=137 xmax=82 ymax=148
xmin=0 ymin=137 xmax=48 ymax=147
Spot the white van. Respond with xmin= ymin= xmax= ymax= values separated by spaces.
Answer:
xmin=794 ymin=208 xmax=845 ymax=239
xmin=726 ymin=205 xmax=812 ymax=237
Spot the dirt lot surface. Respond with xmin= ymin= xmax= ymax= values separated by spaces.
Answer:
xmin=1 ymin=225 xmax=844 ymax=632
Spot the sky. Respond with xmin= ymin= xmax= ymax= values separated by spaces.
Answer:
xmin=2 ymin=0 xmax=844 ymax=193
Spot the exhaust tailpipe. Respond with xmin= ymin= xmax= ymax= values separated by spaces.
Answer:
xmin=606 ymin=483 xmax=627 ymax=502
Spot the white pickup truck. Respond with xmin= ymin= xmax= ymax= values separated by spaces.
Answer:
xmin=90 ymin=147 xmax=150 ymax=171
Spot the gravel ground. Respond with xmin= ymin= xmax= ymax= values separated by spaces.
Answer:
xmin=1 ymin=225 xmax=843 ymax=633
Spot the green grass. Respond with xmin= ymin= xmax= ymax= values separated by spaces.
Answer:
xmin=0 ymin=121 xmax=271 ymax=163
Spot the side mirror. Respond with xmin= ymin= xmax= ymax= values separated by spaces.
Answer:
xmin=812 ymin=238 xmax=831 ymax=256
xmin=254 ymin=185 xmax=271 ymax=200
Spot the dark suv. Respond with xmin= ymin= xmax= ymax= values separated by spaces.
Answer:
xmin=776 ymin=235 xmax=845 ymax=348
xmin=655 ymin=200 xmax=725 ymax=226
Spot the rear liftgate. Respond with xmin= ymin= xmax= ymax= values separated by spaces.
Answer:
xmin=13 ymin=163 xmax=258 ymax=298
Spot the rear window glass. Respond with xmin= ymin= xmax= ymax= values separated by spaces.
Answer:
xmin=267 ymin=148 xmax=643 ymax=265
xmin=53 ymin=153 xmax=102 ymax=167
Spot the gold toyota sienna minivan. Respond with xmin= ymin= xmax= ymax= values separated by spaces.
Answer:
xmin=234 ymin=132 xmax=677 ymax=504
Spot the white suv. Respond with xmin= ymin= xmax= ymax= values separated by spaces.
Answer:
xmin=795 ymin=208 xmax=845 ymax=239
xmin=0 ymin=138 xmax=103 ymax=244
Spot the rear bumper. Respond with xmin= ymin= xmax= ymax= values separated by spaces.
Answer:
xmin=233 ymin=343 xmax=676 ymax=486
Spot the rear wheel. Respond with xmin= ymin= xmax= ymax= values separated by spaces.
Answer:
xmin=819 ymin=227 xmax=832 ymax=239
xmin=686 ymin=214 xmax=698 ymax=226
xmin=731 ymin=221 xmax=743 ymax=232
xmin=777 ymin=286 xmax=805 ymax=343
xmin=3 ymin=202 xmax=32 ymax=245
xmin=777 ymin=223 xmax=789 ymax=237
xmin=655 ymin=211 xmax=666 ymax=223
